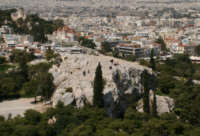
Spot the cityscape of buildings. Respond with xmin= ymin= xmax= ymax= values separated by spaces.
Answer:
xmin=1 ymin=5 xmax=200 ymax=61
xmin=1 ymin=1 xmax=200 ymax=134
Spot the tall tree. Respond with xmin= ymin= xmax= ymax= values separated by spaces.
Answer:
xmin=0 ymin=57 xmax=6 ymax=64
xmin=141 ymin=70 xmax=150 ymax=114
xmin=152 ymin=91 xmax=157 ymax=117
xmin=9 ymin=50 xmax=32 ymax=80
xmin=155 ymin=36 xmax=167 ymax=52
xmin=150 ymin=49 xmax=156 ymax=71
xmin=93 ymin=62 xmax=104 ymax=108
xmin=31 ymin=25 xmax=48 ymax=43
xmin=39 ymin=72 xmax=55 ymax=101
xmin=101 ymin=41 xmax=112 ymax=53
xmin=23 ymin=63 xmax=54 ymax=102
xmin=195 ymin=45 xmax=200 ymax=56
xmin=19 ymin=57 xmax=28 ymax=80
xmin=78 ymin=36 xmax=96 ymax=49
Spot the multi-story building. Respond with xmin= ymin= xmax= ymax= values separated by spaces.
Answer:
xmin=116 ymin=44 xmax=145 ymax=57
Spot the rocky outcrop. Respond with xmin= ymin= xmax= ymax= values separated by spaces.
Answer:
xmin=52 ymin=89 xmax=74 ymax=106
xmin=50 ymin=53 xmax=173 ymax=116
xmin=137 ymin=91 xmax=175 ymax=114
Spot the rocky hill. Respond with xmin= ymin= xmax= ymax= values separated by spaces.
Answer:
xmin=50 ymin=53 xmax=174 ymax=116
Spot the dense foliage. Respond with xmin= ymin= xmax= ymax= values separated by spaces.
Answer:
xmin=0 ymin=9 xmax=16 ymax=26
xmin=101 ymin=41 xmax=112 ymax=53
xmin=140 ymin=54 xmax=200 ymax=126
xmin=23 ymin=63 xmax=54 ymax=101
xmin=0 ymin=50 xmax=54 ymax=101
xmin=0 ymin=103 xmax=200 ymax=136
xmin=78 ymin=36 xmax=96 ymax=49
xmin=45 ymin=48 xmax=62 ymax=67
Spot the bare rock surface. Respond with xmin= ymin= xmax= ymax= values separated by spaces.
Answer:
xmin=52 ymin=88 xmax=74 ymax=106
xmin=50 ymin=53 xmax=173 ymax=116
xmin=137 ymin=91 xmax=175 ymax=114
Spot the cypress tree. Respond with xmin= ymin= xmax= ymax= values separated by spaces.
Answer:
xmin=152 ymin=91 xmax=158 ymax=117
xmin=155 ymin=36 xmax=167 ymax=52
xmin=150 ymin=49 xmax=156 ymax=71
xmin=93 ymin=62 xmax=104 ymax=108
xmin=141 ymin=70 xmax=150 ymax=114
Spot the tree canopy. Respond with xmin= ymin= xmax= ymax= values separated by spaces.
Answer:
xmin=0 ymin=50 xmax=54 ymax=102
xmin=0 ymin=9 xmax=64 ymax=43
xmin=0 ymin=103 xmax=199 ymax=136
xmin=78 ymin=36 xmax=96 ymax=49
xmin=155 ymin=36 xmax=167 ymax=52
xmin=101 ymin=41 xmax=112 ymax=53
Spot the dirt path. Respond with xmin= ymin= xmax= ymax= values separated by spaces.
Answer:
xmin=0 ymin=98 xmax=48 ymax=118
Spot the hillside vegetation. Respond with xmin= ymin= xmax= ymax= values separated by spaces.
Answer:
xmin=0 ymin=9 xmax=64 ymax=43
xmin=1 ymin=54 xmax=200 ymax=136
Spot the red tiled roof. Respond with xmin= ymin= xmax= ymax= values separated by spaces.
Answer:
xmin=34 ymin=49 xmax=41 ymax=54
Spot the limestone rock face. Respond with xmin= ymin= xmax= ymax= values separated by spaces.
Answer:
xmin=156 ymin=95 xmax=174 ymax=113
xmin=50 ymin=54 xmax=158 ymax=116
xmin=52 ymin=89 xmax=74 ymax=106
xmin=137 ymin=91 xmax=174 ymax=114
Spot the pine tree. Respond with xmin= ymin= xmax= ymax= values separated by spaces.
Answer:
xmin=150 ymin=49 xmax=156 ymax=71
xmin=141 ymin=70 xmax=150 ymax=114
xmin=93 ymin=62 xmax=104 ymax=108
xmin=152 ymin=91 xmax=157 ymax=117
